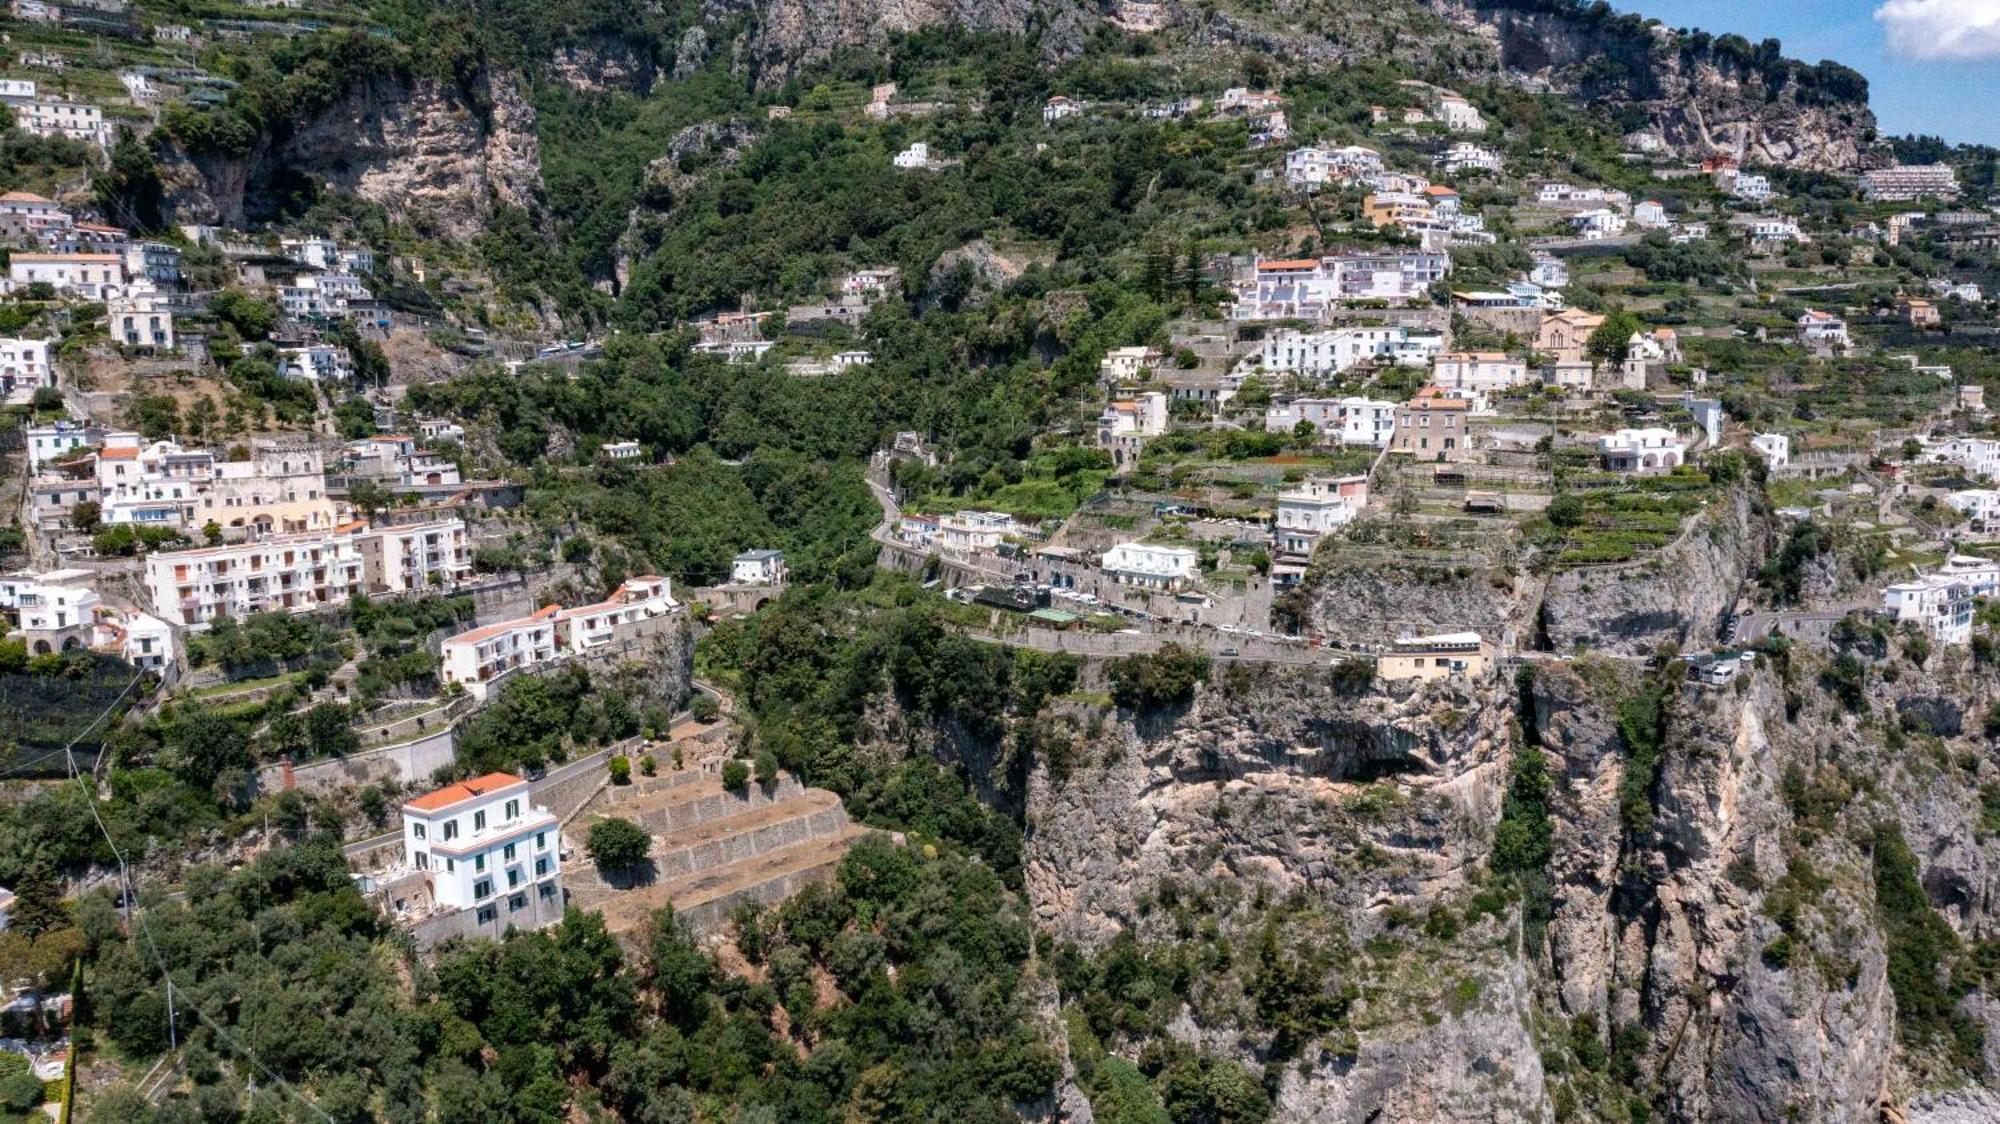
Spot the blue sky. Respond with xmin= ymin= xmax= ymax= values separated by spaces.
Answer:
xmin=1627 ymin=0 xmax=2000 ymax=145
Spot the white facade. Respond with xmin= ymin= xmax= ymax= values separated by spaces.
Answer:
xmin=1633 ymin=200 xmax=1668 ymax=228
xmin=1598 ymin=428 xmax=1687 ymax=474
xmin=1797 ymin=310 xmax=1850 ymax=350
xmin=938 ymin=510 xmax=1017 ymax=554
xmin=1529 ymin=254 xmax=1569 ymax=289
xmin=1923 ymin=438 xmax=2000 ymax=480
xmin=1726 ymin=172 xmax=1773 ymax=203
xmin=1946 ymin=489 xmax=2000 ymax=527
xmin=1431 ymin=352 xmax=1528 ymax=395
xmin=12 ymin=575 xmax=100 ymax=654
xmin=1098 ymin=391 xmax=1170 ymax=467
xmin=1265 ymin=397 xmax=1397 ymax=447
xmin=1750 ymin=433 xmax=1790 ymax=469
xmin=893 ymin=142 xmax=936 ymax=170
xmin=1861 ymin=164 xmax=1960 ymax=202
xmin=1229 ymin=251 xmax=1450 ymax=320
xmin=1254 ymin=327 xmax=1440 ymax=375
xmin=361 ymin=518 xmax=472 ymax=593
xmin=1043 ymin=95 xmax=1085 ymax=123
xmin=1 ymin=95 xmax=110 ymax=148
xmin=1100 ymin=345 xmax=1163 ymax=383
xmin=1100 ymin=542 xmax=1199 ymax=590
xmin=602 ymin=440 xmax=643 ymax=461
xmin=108 ymin=291 xmax=174 ymax=350
xmin=555 ymin=576 xmax=676 ymax=655
xmin=1436 ymin=142 xmax=1501 ymax=175
xmin=1568 ymin=209 xmax=1628 ymax=239
xmin=5 ymin=254 xmax=127 ymax=298
xmin=1883 ymin=576 xmax=1974 ymax=645
xmin=441 ymin=609 xmax=559 ymax=699
xmin=732 ymin=549 xmax=786 ymax=586
xmin=1275 ymin=475 xmax=1368 ymax=554
xmin=0 ymin=190 xmax=68 ymax=234
xmin=145 ymin=529 xmax=367 ymax=627
xmin=400 ymin=774 xmax=561 ymax=919
xmin=0 ymin=337 xmax=53 ymax=405
xmin=119 ymin=612 xmax=174 ymax=672
xmin=1283 ymin=145 xmax=1382 ymax=188
xmin=26 ymin=422 xmax=98 ymax=472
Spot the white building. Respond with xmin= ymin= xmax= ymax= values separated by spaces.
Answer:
xmin=602 ymin=440 xmax=643 ymax=461
xmin=281 ymin=236 xmax=340 ymax=270
xmin=1529 ymin=253 xmax=1569 ymax=289
xmin=11 ymin=573 xmax=100 ymax=654
xmin=1568 ymin=209 xmax=1628 ymax=239
xmin=1100 ymin=542 xmax=1199 ymax=591
xmin=418 ymin=418 xmax=467 ymax=445
xmin=938 ymin=510 xmax=1017 ymax=554
xmin=1922 ymin=438 xmax=2000 ymax=480
xmin=1098 ymin=391 xmax=1170 ymax=468
xmin=359 ymin=518 xmax=472 ymax=593
xmin=1750 ymin=433 xmax=1790 ymax=470
xmin=396 ymin=773 xmax=562 ymax=932
xmin=0 ymin=94 xmax=111 ymax=148
xmin=1100 ymin=345 xmax=1163 ymax=383
xmin=1725 ymin=172 xmax=1773 ymax=203
xmin=1935 ymin=555 xmax=2000 ymax=599
xmin=1254 ymin=327 xmax=1440 ymax=375
xmin=1265 ymin=397 xmax=1397 ymax=447
xmin=1797 ymin=310 xmax=1850 ymax=351
xmin=0 ymin=337 xmax=53 ymax=405
xmin=440 ymin=608 xmax=559 ymax=700
xmin=5 ymin=253 xmax=127 ymax=298
xmin=1883 ymin=576 xmax=1974 ymax=645
xmin=143 ymin=528 xmax=367 ymax=627
xmin=1946 ymin=489 xmax=2000 ymax=528
xmin=555 ymin=576 xmax=676 ymax=655
xmin=0 ymin=190 xmax=69 ymax=237
xmin=1436 ymin=142 xmax=1502 ymax=176
xmin=1432 ymin=91 xmax=1486 ymax=133
xmin=108 ymin=290 xmax=174 ymax=351
xmin=1633 ymin=200 xmax=1669 ymax=228
xmin=1275 ymin=475 xmax=1368 ymax=555
xmin=26 ymin=422 xmax=99 ymax=472
xmin=893 ymin=142 xmax=938 ymax=170
xmin=731 ymin=549 xmax=786 ymax=586
xmin=1861 ymin=164 xmax=1961 ymax=202
xmin=118 ymin=612 xmax=174 ymax=673
xmin=1431 ymin=351 xmax=1529 ymax=395
xmin=1043 ymin=95 xmax=1085 ymax=124
xmin=1228 ymin=251 xmax=1450 ymax=320
xmin=1283 ymin=144 xmax=1383 ymax=188
xmin=1598 ymin=428 xmax=1687 ymax=474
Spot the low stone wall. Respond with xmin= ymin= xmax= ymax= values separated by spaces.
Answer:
xmin=649 ymin=803 xmax=847 ymax=882
xmin=260 ymin=725 xmax=458 ymax=795
xmin=677 ymin=863 xmax=843 ymax=936
xmin=405 ymin=875 xmax=565 ymax=949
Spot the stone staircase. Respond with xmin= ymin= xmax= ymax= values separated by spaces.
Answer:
xmin=565 ymin=764 xmax=867 ymax=938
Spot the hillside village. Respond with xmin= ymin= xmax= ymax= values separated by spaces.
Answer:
xmin=5 ymin=0 xmax=2000 ymax=1120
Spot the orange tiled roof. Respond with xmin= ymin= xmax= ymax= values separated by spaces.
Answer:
xmin=1256 ymin=259 xmax=1320 ymax=271
xmin=445 ymin=605 xmax=558 ymax=646
xmin=405 ymin=771 xmax=527 ymax=813
xmin=98 ymin=447 xmax=138 ymax=460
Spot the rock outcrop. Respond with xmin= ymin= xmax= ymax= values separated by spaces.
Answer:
xmin=162 ymin=68 xmax=542 ymax=241
xmin=1538 ymin=488 xmax=1755 ymax=657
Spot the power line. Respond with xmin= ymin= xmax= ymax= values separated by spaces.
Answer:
xmin=58 ymin=679 xmax=333 ymax=1122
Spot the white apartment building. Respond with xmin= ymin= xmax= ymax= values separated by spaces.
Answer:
xmin=1750 ymin=433 xmax=1790 ymax=470
xmin=893 ymin=142 xmax=937 ymax=170
xmin=1264 ymin=397 xmax=1398 ymax=447
xmin=281 ymin=236 xmax=340 ymax=270
xmin=601 ymin=440 xmax=642 ymax=461
xmin=1633 ymin=200 xmax=1668 ymax=227
xmin=842 ymin=268 xmax=899 ymax=298
xmin=1436 ymin=142 xmax=1501 ymax=175
xmin=1283 ymin=144 xmax=1383 ymax=188
xmin=1254 ymin=327 xmax=1440 ymax=375
xmin=1568 ymin=208 xmax=1628 ymax=239
xmin=96 ymin=438 xmax=214 ymax=529
xmin=440 ymin=608 xmax=559 ymax=700
xmin=1275 ymin=475 xmax=1368 ymax=555
xmin=1727 ymin=172 xmax=1774 ymax=203
xmin=1 ymin=95 xmax=111 ymax=148
xmin=732 ymin=549 xmax=786 ymax=586
xmin=108 ymin=290 xmax=174 ymax=350
xmin=1529 ymin=253 xmax=1569 ymax=290
xmin=1432 ymin=351 xmax=1529 ymax=395
xmin=1861 ymin=164 xmax=1960 ymax=202
xmin=419 ymin=418 xmax=467 ymax=444
xmin=12 ymin=573 xmax=100 ymax=654
xmin=358 ymin=518 xmax=473 ymax=593
xmin=117 ymin=612 xmax=174 ymax=673
xmin=1883 ymin=576 xmax=1974 ymax=645
xmin=278 ymin=344 xmax=350 ymax=382
xmin=1946 ymin=489 xmax=2000 ymax=528
xmin=203 ymin=444 xmax=334 ymax=536
xmin=555 ymin=576 xmax=676 ymax=655
xmin=1100 ymin=542 xmax=1199 ymax=591
xmin=1935 ymin=555 xmax=2000 ymax=599
xmin=145 ymin=529 xmax=367 ymax=627
xmin=0 ymin=191 xmax=69 ymax=236
xmin=0 ymin=337 xmax=52 ymax=405
xmin=26 ymin=422 xmax=99 ymax=471
xmin=1797 ymin=310 xmax=1850 ymax=351
xmin=1598 ymin=428 xmax=1687 ymax=474
xmin=1432 ymin=91 xmax=1486 ymax=133
xmin=1923 ymin=438 xmax=2000 ymax=480
xmin=1229 ymin=251 xmax=1450 ymax=320
xmin=397 ymin=773 xmax=562 ymax=931
xmin=5 ymin=253 xmax=127 ymax=298
xmin=1098 ymin=391 xmax=1170 ymax=468
xmin=938 ymin=510 xmax=1017 ymax=554
xmin=1100 ymin=345 xmax=1163 ymax=383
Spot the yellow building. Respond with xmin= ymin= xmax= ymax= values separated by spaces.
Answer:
xmin=1377 ymin=632 xmax=1489 ymax=683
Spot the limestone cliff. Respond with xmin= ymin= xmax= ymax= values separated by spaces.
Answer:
xmin=161 ymin=68 xmax=542 ymax=242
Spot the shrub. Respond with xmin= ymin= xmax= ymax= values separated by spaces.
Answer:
xmin=754 ymin=750 xmax=779 ymax=785
xmin=1107 ymin=644 xmax=1208 ymax=711
xmin=585 ymin=816 xmax=650 ymax=871
xmin=722 ymin=759 xmax=750 ymax=792
xmin=608 ymin=755 xmax=631 ymax=785
xmin=638 ymin=753 xmax=657 ymax=777
xmin=690 ymin=693 xmax=720 ymax=723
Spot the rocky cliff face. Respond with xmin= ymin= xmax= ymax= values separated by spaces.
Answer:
xmin=1539 ymin=488 xmax=1756 ymax=658
xmin=702 ymin=0 xmax=1097 ymax=83
xmin=162 ymin=69 xmax=542 ymax=242
xmin=1424 ymin=0 xmax=1884 ymax=170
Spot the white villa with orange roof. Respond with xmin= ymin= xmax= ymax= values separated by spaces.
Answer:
xmin=372 ymin=772 xmax=564 ymax=942
xmin=441 ymin=607 xmax=560 ymax=700
xmin=555 ymin=576 xmax=677 ymax=655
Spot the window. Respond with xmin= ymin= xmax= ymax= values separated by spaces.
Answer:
xmin=536 ymin=832 xmax=546 ymax=850
xmin=504 ymin=842 xmax=517 ymax=862
xmin=508 ymin=870 xmax=521 ymax=889
xmin=412 ymin=823 xmax=426 ymax=841
xmin=539 ymin=883 xmax=556 ymax=900
xmin=476 ymin=905 xmax=496 ymax=924
xmin=415 ymin=852 xmax=429 ymax=870
xmin=505 ymin=799 xmax=519 ymax=820
xmin=442 ymin=820 xmax=458 ymax=842
xmin=474 ymin=854 xmax=485 ymax=872
xmin=473 ymin=810 xmax=486 ymax=831
xmin=536 ymin=857 xmax=550 ymax=877
xmin=474 ymin=878 xmax=492 ymax=899
xmin=510 ymin=893 xmax=526 ymax=912
xmin=445 ymin=858 xmax=455 ymax=873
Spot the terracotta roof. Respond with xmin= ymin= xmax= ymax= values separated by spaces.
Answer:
xmin=444 ymin=605 xmax=558 ymax=646
xmin=74 ymin=222 xmax=125 ymax=233
xmin=1422 ymin=185 xmax=1459 ymax=196
xmin=1256 ymin=259 xmax=1321 ymax=271
xmin=0 ymin=191 xmax=55 ymax=204
xmin=11 ymin=253 xmax=121 ymax=262
xmin=404 ymin=772 xmax=527 ymax=813
xmin=98 ymin=447 xmax=138 ymax=460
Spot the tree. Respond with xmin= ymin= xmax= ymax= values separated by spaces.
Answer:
xmin=1586 ymin=309 xmax=1643 ymax=366
xmin=690 ymin=693 xmax=719 ymax=723
xmin=1107 ymin=645 xmax=1208 ymax=711
xmin=586 ymin=817 xmax=651 ymax=873
xmin=93 ymin=131 xmax=166 ymax=231
xmin=68 ymin=500 xmax=101 ymax=533
xmin=608 ymin=755 xmax=632 ymax=785
xmin=721 ymin=759 xmax=750 ymax=792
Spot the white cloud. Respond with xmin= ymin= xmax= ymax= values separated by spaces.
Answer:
xmin=1876 ymin=0 xmax=2000 ymax=61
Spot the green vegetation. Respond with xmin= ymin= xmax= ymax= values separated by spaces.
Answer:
xmin=1107 ymin=645 xmax=1209 ymax=712
xmin=1873 ymin=823 xmax=1984 ymax=1074
xmin=586 ymin=816 xmax=651 ymax=873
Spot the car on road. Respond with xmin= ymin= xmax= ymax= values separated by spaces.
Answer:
xmin=1219 ymin=647 xmax=1240 ymax=657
